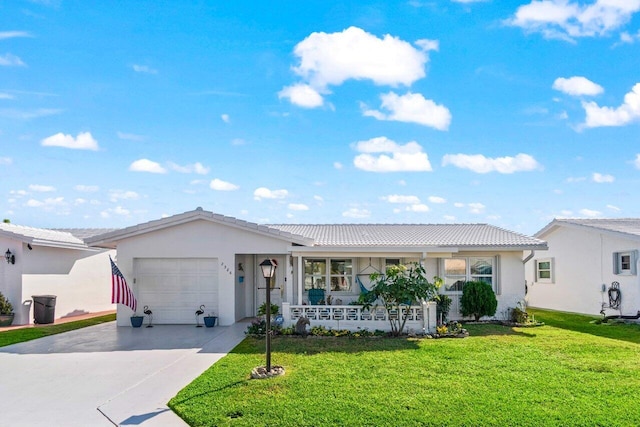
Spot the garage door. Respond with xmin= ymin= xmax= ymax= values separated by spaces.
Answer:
xmin=134 ymin=258 xmax=218 ymax=324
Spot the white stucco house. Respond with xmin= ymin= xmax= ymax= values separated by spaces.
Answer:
xmin=86 ymin=208 xmax=547 ymax=331
xmin=525 ymin=218 xmax=640 ymax=317
xmin=0 ymin=222 xmax=115 ymax=325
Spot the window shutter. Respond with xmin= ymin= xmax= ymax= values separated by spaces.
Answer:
xmin=632 ymin=250 xmax=638 ymax=275
xmin=613 ymin=252 xmax=620 ymax=274
xmin=494 ymin=255 xmax=501 ymax=295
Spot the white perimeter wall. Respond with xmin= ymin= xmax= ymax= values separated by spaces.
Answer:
xmin=114 ymin=219 xmax=292 ymax=326
xmin=525 ymin=226 xmax=640 ymax=316
xmin=0 ymin=237 xmax=25 ymax=324
xmin=21 ymin=245 xmax=115 ymax=325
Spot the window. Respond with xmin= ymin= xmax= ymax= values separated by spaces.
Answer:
xmin=304 ymin=258 xmax=353 ymax=292
xmin=385 ymin=258 xmax=401 ymax=267
xmin=535 ymin=258 xmax=554 ymax=283
xmin=613 ymin=251 xmax=637 ymax=275
xmin=442 ymin=257 xmax=495 ymax=293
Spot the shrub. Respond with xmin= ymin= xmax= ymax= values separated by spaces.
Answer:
xmin=0 ymin=292 xmax=13 ymax=315
xmin=434 ymin=294 xmax=452 ymax=323
xmin=460 ymin=281 xmax=497 ymax=321
xmin=257 ymin=302 xmax=279 ymax=316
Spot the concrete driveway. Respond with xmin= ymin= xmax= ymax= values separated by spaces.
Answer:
xmin=0 ymin=321 xmax=248 ymax=426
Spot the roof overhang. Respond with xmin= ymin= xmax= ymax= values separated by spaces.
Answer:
xmin=535 ymin=219 xmax=640 ymax=243
xmin=86 ymin=208 xmax=314 ymax=248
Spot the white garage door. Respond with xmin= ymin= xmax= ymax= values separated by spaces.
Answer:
xmin=134 ymin=258 xmax=218 ymax=324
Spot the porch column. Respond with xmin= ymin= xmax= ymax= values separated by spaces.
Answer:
xmin=285 ymin=254 xmax=293 ymax=304
xmin=297 ymin=256 xmax=303 ymax=305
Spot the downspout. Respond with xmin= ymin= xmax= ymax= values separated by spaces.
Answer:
xmin=522 ymin=250 xmax=535 ymax=264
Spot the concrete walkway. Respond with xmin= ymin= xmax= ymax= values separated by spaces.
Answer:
xmin=0 ymin=321 xmax=248 ymax=426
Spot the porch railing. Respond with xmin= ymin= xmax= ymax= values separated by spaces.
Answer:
xmin=281 ymin=301 xmax=437 ymax=333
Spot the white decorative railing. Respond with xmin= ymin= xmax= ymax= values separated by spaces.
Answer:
xmin=281 ymin=302 xmax=437 ymax=333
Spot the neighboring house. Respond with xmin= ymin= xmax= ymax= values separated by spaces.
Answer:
xmin=86 ymin=207 xmax=547 ymax=330
xmin=0 ymin=223 xmax=115 ymax=325
xmin=525 ymin=218 xmax=640 ymax=317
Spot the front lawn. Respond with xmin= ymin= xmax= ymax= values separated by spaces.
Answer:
xmin=170 ymin=310 xmax=640 ymax=426
xmin=0 ymin=313 xmax=116 ymax=348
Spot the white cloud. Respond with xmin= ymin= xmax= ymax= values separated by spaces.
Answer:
xmin=352 ymin=136 xmax=432 ymax=172
xmin=333 ymin=162 xmax=343 ymax=170
xmin=254 ymin=187 xmax=289 ymax=200
xmin=381 ymin=195 xmax=421 ymax=204
xmin=508 ymin=0 xmax=640 ymax=41
xmin=580 ymin=208 xmax=602 ymax=217
xmin=442 ymin=153 xmax=540 ymax=173
xmin=209 ymin=178 xmax=239 ymax=191
xmin=0 ymin=31 xmax=32 ymax=40
xmin=221 ymin=114 xmax=230 ymax=123
xmin=428 ymin=196 xmax=447 ymax=204
xmin=634 ymin=154 xmax=640 ymax=169
xmin=454 ymin=202 xmax=465 ymax=208
xmin=108 ymin=190 xmax=139 ymax=202
xmin=363 ymin=91 xmax=451 ymax=130
xmin=231 ymin=138 xmax=247 ymax=146
xmin=41 ymin=132 xmax=99 ymax=150
xmin=0 ymin=53 xmax=26 ymax=67
xmin=0 ymin=157 xmax=12 ymax=165
xmin=101 ymin=206 xmax=131 ymax=218
xmin=553 ymin=76 xmax=604 ymax=96
xmin=29 ymin=184 xmax=55 ymax=192
xmin=25 ymin=197 xmax=66 ymax=210
xmin=607 ymin=204 xmax=621 ymax=211
xmin=74 ymin=185 xmax=99 ymax=193
xmin=117 ymin=131 xmax=145 ymax=141
xmin=0 ymin=108 xmax=62 ymax=120
xmin=582 ymin=83 xmax=640 ymax=128
xmin=129 ymin=158 xmax=167 ymax=174
xmin=592 ymin=172 xmax=615 ymax=183
xmin=443 ymin=215 xmax=456 ymax=221
xmin=566 ymin=176 xmax=587 ymax=183
xmin=132 ymin=64 xmax=158 ymax=74
xmin=468 ymin=202 xmax=486 ymax=214
xmin=168 ymin=162 xmax=210 ymax=175
xmin=278 ymin=84 xmax=324 ymax=108
xmin=342 ymin=207 xmax=371 ymax=219
xmin=0 ymin=92 xmax=14 ymax=99
xmin=406 ymin=204 xmax=430 ymax=212
xmin=291 ymin=26 xmax=430 ymax=91
xmin=288 ymin=203 xmax=309 ymax=211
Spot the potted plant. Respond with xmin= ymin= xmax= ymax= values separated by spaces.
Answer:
xmin=204 ymin=312 xmax=217 ymax=327
xmin=0 ymin=291 xmax=15 ymax=327
xmin=130 ymin=313 xmax=144 ymax=327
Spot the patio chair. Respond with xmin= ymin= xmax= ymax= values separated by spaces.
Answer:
xmin=308 ymin=288 xmax=325 ymax=305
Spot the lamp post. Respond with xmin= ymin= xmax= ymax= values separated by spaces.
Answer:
xmin=259 ymin=258 xmax=277 ymax=372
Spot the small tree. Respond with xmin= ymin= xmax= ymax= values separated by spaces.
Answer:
xmin=358 ymin=263 xmax=441 ymax=336
xmin=460 ymin=281 xmax=497 ymax=321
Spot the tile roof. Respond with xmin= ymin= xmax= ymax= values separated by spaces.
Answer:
xmin=54 ymin=228 xmax=119 ymax=241
xmin=269 ymin=223 xmax=546 ymax=249
xmin=542 ymin=218 xmax=640 ymax=239
xmin=0 ymin=222 xmax=88 ymax=249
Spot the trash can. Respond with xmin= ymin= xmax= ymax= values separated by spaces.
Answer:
xmin=32 ymin=295 xmax=57 ymax=324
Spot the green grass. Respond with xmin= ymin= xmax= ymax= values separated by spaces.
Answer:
xmin=170 ymin=309 xmax=640 ymax=426
xmin=0 ymin=313 xmax=116 ymax=347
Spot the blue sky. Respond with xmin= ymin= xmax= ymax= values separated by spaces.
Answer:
xmin=1 ymin=0 xmax=639 ymax=235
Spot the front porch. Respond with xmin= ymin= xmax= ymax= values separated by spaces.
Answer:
xmin=281 ymin=301 xmax=437 ymax=333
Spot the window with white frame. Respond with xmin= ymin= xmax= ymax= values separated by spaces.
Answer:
xmin=304 ymin=258 xmax=353 ymax=292
xmin=535 ymin=258 xmax=554 ymax=283
xmin=613 ymin=251 xmax=637 ymax=275
xmin=441 ymin=257 xmax=495 ymax=293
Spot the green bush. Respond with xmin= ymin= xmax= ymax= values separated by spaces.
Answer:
xmin=460 ymin=281 xmax=497 ymax=321
xmin=0 ymin=292 xmax=13 ymax=315
xmin=435 ymin=294 xmax=452 ymax=323
xmin=257 ymin=302 xmax=279 ymax=316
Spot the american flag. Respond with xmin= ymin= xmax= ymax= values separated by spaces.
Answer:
xmin=110 ymin=257 xmax=137 ymax=312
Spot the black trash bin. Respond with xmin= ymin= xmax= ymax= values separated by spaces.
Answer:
xmin=32 ymin=295 xmax=57 ymax=324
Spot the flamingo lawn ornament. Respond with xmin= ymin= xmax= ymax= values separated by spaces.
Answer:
xmin=143 ymin=305 xmax=153 ymax=328
xmin=195 ymin=305 xmax=205 ymax=327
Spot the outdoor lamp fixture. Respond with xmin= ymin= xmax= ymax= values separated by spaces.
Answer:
xmin=259 ymin=258 xmax=277 ymax=372
xmin=5 ymin=249 xmax=15 ymax=265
